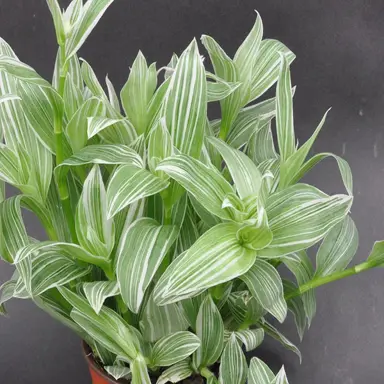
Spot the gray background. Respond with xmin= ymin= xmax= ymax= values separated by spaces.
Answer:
xmin=1 ymin=0 xmax=384 ymax=383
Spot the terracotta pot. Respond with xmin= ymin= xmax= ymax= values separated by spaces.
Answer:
xmin=83 ymin=342 xmax=127 ymax=384
xmin=82 ymin=342 xmax=205 ymax=384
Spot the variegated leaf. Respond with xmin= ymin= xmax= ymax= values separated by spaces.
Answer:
xmin=241 ymin=260 xmax=287 ymax=323
xmin=107 ymin=164 xmax=169 ymax=218
xmin=151 ymin=331 xmax=200 ymax=367
xmin=154 ymin=223 xmax=257 ymax=305
xmin=276 ymin=54 xmax=295 ymax=162
xmin=121 ymin=51 xmax=157 ymax=134
xmin=316 ymin=215 xmax=358 ymax=277
xmin=76 ymin=165 xmax=115 ymax=258
xmin=366 ymin=240 xmax=384 ymax=266
xmin=248 ymin=120 xmax=278 ymax=165
xmin=263 ymin=184 xmax=352 ymax=257
xmin=83 ymin=281 xmax=120 ymax=314
xmin=104 ymin=365 xmax=131 ymax=381
xmin=140 ymin=293 xmax=189 ymax=343
xmin=259 ymin=319 xmax=301 ymax=361
xmin=207 ymin=77 xmax=241 ymax=103
xmin=63 ymin=73 xmax=84 ymax=119
xmin=271 ymin=367 xmax=289 ymax=384
xmin=65 ymin=0 xmax=115 ymax=61
xmin=156 ymin=360 xmax=193 ymax=384
xmin=206 ymin=137 xmax=262 ymax=199
xmin=87 ymin=116 xmax=128 ymax=139
xmin=105 ymin=75 xmax=120 ymax=111
xmin=59 ymin=286 xmax=140 ymax=361
xmin=282 ymin=251 xmax=316 ymax=326
xmin=157 ymin=154 xmax=234 ymax=220
xmin=116 ymin=218 xmax=178 ymax=313
xmin=46 ymin=0 xmax=65 ymax=45
xmin=194 ymin=294 xmax=224 ymax=368
xmin=163 ymin=40 xmax=207 ymax=158
xmin=131 ymin=356 xmax=151 ymax=384
xmin=235 ymin=328 xmax=264 ymax=352
xmin=248 ymin=357 xmax=275 ymax=384
xmin=250 ymin=39 xmax=295 ymax=102
xmin=219 ymin=333 xmax=248 ymax=384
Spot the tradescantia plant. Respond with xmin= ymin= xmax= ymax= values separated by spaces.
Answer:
xmin=1 ymin=1 xmax=384 ymax=383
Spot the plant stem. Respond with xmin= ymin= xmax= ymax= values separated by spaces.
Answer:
xmin=285 ymin=261 xmax=376 ymax=300
xmin=200 ymin=367 xmax=215 ymax=379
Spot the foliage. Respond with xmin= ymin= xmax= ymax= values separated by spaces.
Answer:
xmin=0 ymin=1 xmax=383 ymax=383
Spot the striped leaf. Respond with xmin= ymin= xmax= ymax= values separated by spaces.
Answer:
xmin=250 ymin=39 xmax=295 ymax=102
xmin=200 ymin=35 xmax=240 ymax=138
xmin=206 ymin=137 xmax=262 ymax=199
xmin=153 ymin=223 xmax=257 ymax=305
xmin=104 ymin=366 xmax=131 ymax=381
xmin=0 ymin=94 xmax=20 ymax=104
xmin=234 ymin=12 xmax=263 ymax=87
xmin=248 ymin=357 xmax=275 ymax=384
xmin=16 ymin=249 xmax=91 ymax=296
xmin=151 ymin=331 xmax=200 ymax=367
xmin=194 ymin=295 xmax=224 ymax=368
xmin=157 ymin=154 xmax=234 ymax=220
xmin=63 ymin=74 xmax=84 ymax=119
xmin=55 ymin=144 xmax=143 ymax=184
xmin=156 ymin=360 xmax=193 ymax=384
xmin=14 ymin=241 xmax=111 ymax=270
xmin=259 ymin=319 xmax=301 ymax=361
xmin=17 ymin=81 xmax=66 ymax=155
xmin=163 ymin=40 xmax=207 ymax=158
xmin=276 ymin=54 xmax=295 ymax=162
xmin=0 ymin=54 xmax=52 ymax=88
xmin=316 ymin=216 xmax=358 ymax=277
xmin=263 ymin=184 xmax=352 ymax=257
xmin=367 ymin=241 xmax=384 ymax=266
xmin=121 ymin=51 xmax=157 ymax=134
xmin=284 ymin=280 xmax=306 ymax=340
xmin=87 ymin=116 xmax=127 ymax=139
xmin=107 ymin=164 xmax=169 ymax=218
xmin=282 ymin=251 xmax=316 ymax=326
xmin=0 ymin=196 xmax=29 ymax=263
xmin=66 ymin=97 xmax=106 ymax=152
xmin=76 ymin=165 xmax=115 ymax=257
xmin=240 ymin=260 xmax=287 ymax=323
xmin=105 ymin=75 xmax=120 ymax=111
xmin=0 ymin=144 xmax=23 ymax=186
xmin=207 ymin=77 xmax=241 ymax=103
xmin=180 ymin=293 xmax=207 ymax=331
xmin=83 ymin=281 xmax=120 ymax=314
xmin=0 ymin=279 xmax=16 ymax=315
xmin=292 ymin=152 xmax=353 ymax=196
xmin=280 ymin=108 xmax=331 ymax=188
xmin=116 ymin=218 xmax=178 ymax=313
xmin=64 ymin=0 xmax=83 ymax=30
xmin=140 ymin=293 xmax=189 ymax=343
xmin=248 ymin=121 xmax=278 ymax=165
xmin=65 ymin=0 xmax=115 ymax=61
xmin=235 ymin=328 xmax=264 ymax=352
xmin=81 ymin=59 xmax=107 ymax=98
xmin=236 ymin=221 xmax=273 ymax=251
xmin=131 ymin=356 xmax=151 ymax=384
xmin=219 ymin=333 xmax=248 ymax=384
xmin=148 ymin=118 xmax=173 ymax=179
xmin=226 ymin=96 xmax=276 ymax=149
xmin=59 ymin=286 xmax=140 ymax=361
xmin=46 ymin=0 xmax=65 ymax=45
xmin=271 ymin=367 xmax=289 ymax=384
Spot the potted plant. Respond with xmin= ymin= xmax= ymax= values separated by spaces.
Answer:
xmin=0 ymin=1 xmax=383 ymax=383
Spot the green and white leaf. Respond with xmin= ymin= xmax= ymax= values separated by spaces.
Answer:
xmin=83 ymin=281 xmax=120 ymax=314
xmin=154 ymin=223 xmax=257 ymax=305
xmin=193 ymin=294 xmax=224 ymax=368
xmin=235 ymin=328 xmax=264 ymax=352
xmin=156 ymin=360 xmax=193 ymax=384
xmin=107 ymin=164 xmax=169 ymax=218
xmin=163 ymin=40 xmax=207 ymax=158
xmin=157 ymin=154 xmax=234 ymax=220
xmin=151 ymin=331 xmax=200 ymax=367
xmin=116 ymin=218 xmax=178 ymax=313
xmin=76 ymin=165 xmax=115 ymax=258
xmin=315 ymin=215 xmax=358 ymax=277
xmin=104 ymin=365 xmax=131 ymax=381
xmin=240 ymin=259 xmax=287 ymax=323
xmin=248 ymin=357 xmax=275 ymax=384
xmin=219 ymin=333 xmax=248 ymax=384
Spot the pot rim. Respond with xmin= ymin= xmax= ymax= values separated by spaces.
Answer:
xmin=82 ymin=341 xmax=124 ymax=384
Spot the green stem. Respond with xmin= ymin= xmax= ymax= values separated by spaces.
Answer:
xmin=285 ymin=261 xmax=375 ymax=300
xmin=200 ymin=367 xmax=214 ymax=379
xmin=218 ymin=126 xmax=227 ymax=141
xmin=163 ymin=208 xmax=172 ymax=225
